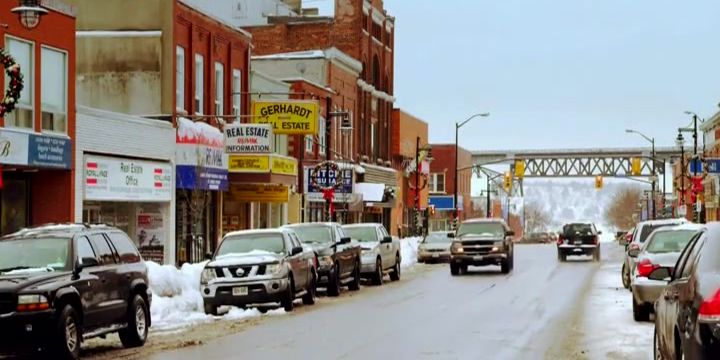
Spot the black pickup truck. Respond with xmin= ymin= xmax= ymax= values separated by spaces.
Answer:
xmin=557 ymin=222 xmax=601 ymax=262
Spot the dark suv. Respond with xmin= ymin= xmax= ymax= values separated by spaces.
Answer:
xmin=0 ymin=224 xmax=152 ymax=359
xmin=449 ymin=218 xmax=515 ymax=275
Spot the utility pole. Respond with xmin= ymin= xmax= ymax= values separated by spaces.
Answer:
xmin=414 ymin=136 xmax=421 ymax=235
xmin=693 ymin=114 xmax=699 ymax=223
xmin=486 ymin=176 xmax=491 ymax=218
xmin=325 ymin=96 xmax=332 ymax=222
xmin=651 ymin=138 xmax=656 ymax=219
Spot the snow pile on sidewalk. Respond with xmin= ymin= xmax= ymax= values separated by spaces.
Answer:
xmin=146 ymin=261 xmax=268 ymax=331
xmin=400 ymin=236 xmax=421 ymax=269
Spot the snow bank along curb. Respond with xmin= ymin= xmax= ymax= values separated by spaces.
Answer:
xmin=400 ymin=237 xmax=421 ymax=269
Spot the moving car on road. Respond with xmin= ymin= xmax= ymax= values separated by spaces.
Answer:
xmin=417 ymin=231 xmax=453 ymax=263
xmin=557 ymin=222 xmax=602 ymax=262
xmin=654 ymin=223 xmax=720 ymax=359
xmin=449 ymin=218 xmax=515 ymax=275
xmin=0 ymin=224 xmax=151 ymax=360
xmin=283 ymin=223 xmax=361 ymax=296
xmin=201 ymin=229 xmax=317 ymax=314
xmin=621 ymin=218 xmax=688 ymax=289
xmin=629 ymin=224 xmax=703 ymax=321
xmin=342 ymin=223 xmax=401 ymax=285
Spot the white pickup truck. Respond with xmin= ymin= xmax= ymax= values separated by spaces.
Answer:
xmin=342 ymin=223 xmax=401 ymax=285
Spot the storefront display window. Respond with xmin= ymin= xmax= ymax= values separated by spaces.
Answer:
xmin=1 ymin=179 xmax=29 ymax=235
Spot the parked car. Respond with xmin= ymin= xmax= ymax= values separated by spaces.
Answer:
xmin=200 ymin=229 xmax=317 ymax=314
xmin=654 ymin=223 xmax=720 ymax=359
xmin=557 ymin=222 xmax=602 ymax=262
xmin=342 ymin=223 xmax=401 ymax=285
xmin=283 ymin=223 xmax=361 ymax=296
xmin=520 ymin=232 xmax=550 ymax=244
xmin=622 ymin=218 xmax=688 ymax=289
xmin=448 ymin=218 xmax=515 ymax=275
xmin=629 ymin=224 xmax=704 ymax=321
xmin=0 ymin=224 xmax=151 ymax=360
xmin=417 ymin=231 xmax=453 ymax=263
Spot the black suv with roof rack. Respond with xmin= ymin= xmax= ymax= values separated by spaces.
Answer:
xmin=0 ymin=223 xmax=152 ymax=359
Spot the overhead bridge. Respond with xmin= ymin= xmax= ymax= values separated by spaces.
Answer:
xmin=471 ymin=147 xmax=682 ymax=178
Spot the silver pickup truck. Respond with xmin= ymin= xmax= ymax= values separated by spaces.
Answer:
xmin=342 ymin=223 xmax=401 ymax=285
xmin=200 ymin=228 xmax=317 ymax=314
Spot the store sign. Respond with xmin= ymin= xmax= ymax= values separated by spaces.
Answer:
xmin=306 ymin=166 xmax=353 ymax=194
xmin=272 ymin=156 xmax=298 ymax=176
xmin=224 ymin=124 xmax=272 ymax=153
xmin=251 ymin=100 xmax=319 ymax=135
xmin=176 ymin=117 xmax=228 ymax=191
xmin=136 ymin=213 xmax=164 ymax=263
xmin=228 ymin=183 xmax=289 ymax=203
xmin=0 ymin=129 xmax=71 ymax=169
xmin=85 ymin=155 xmax=173 ymax=201
xmin=690 ymin=158 xmax=720 ymax=174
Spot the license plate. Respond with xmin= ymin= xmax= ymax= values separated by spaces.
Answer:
xmin=574 ymin=241 xmax=582 ymax=245
xmin=232 ymin=287 xmax=248 ymax=296
xmin=473 ymin=256 xmax=484 ymax=261
xmin=433 ymin=254 xmax=440 ymax=258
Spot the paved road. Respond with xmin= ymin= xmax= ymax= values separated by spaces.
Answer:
xmin=149 ymin=244 xmax=608 ymax=360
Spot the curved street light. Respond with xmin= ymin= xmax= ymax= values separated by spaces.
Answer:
xmin=625 ymin=129 xmax=657 ymax=219
xmin=454 ymin=112 xmax=490 ymax=228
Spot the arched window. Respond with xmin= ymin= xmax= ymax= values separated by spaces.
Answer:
xmin=372 ymin=55 xmax=380 ymax=88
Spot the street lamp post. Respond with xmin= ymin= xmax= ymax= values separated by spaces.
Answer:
xmin=454 ymin=113 xmax=490 ymax=229
xmin=626 ymin=129 xmax=656 ymax=219
xmin=684 ymin=111 xmax=701 ymax=222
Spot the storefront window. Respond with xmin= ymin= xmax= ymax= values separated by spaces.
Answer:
xmin=1 ymin=179 xmax=29 ymax=235
xmin=41 ymin=46 xmax=68 ymax=133
xmin=5 ymin=37 xmax=33 ymax=129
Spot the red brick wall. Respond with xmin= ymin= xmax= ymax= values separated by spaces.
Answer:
xmin=429 ymin=144 xmax=473 ymax=218
xmin=174 ymin=2 xmax=251 ymax=122
xmin=328 ymin=62 xmax=358 ymax=159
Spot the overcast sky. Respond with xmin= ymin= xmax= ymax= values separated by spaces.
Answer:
xmin=314 ymin=0 xmax=720 ymax=153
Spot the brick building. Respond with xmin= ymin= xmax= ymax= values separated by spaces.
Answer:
xmin=0 ymin=1 xmax=76 ymax=235
xmin=426 ymin=144 xmax=474 ymax=230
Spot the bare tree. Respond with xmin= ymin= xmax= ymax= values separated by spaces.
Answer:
xmin=605 ymin=186 xmax=642 ymax=230
xmin=524 ymin=202 xmax=551 ymax=234
xmin=177 ymin=147 xmax=213 ymax=264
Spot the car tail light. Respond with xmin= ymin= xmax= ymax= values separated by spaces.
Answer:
xmin=636 ymin=259 xmax=659 ymax=278
xmin=626 ymin=233 xmax=633 ymax=242
xmin=699 ymin=289 xmax=720 ymax=322
xmin=557 ymin=235 xmax=564 ymax=245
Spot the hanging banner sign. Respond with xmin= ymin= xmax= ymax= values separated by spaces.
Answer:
xmin=224 ymin=123 xmax=272 ymax=153
xmin=271 ymin=156 xmax=298 ymax=176
xmin=176 ymin=117 xmax=228 ymax=191
xmin=251 ymin=100 xmax=319 ymax=135
xmin=228 ymin=155 xmax=270 ymax=173
xmin=85 ymin=155 xmax=173 ymax=201
xmin=228 ymin=183 xmax=289 ymax=203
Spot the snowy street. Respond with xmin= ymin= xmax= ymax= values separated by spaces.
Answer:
xmin=79 ymin=241 xmax=654 ymax=360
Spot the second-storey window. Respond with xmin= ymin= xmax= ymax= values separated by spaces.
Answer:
xmin=429 ymin=173 xmax=445 ymax=193
xmin=176 ymin=46 xmax=185 ymax=112
xmin=194 ymin=54 xmax=204 ymax=114
xmin=5 ymin=37 xmax=33 ymax=129
xmin=318 ymin=116 xmax=326 ymax=155
xmin=41 ymin=47 xmax=67 ymax=133
xmin=232 ymin=69 xmax=241 ymax=122
xmin=214 ymin=62 xmax=224 ymax=116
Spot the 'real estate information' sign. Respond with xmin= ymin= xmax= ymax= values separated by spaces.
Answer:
xmin=224 ymin=124 xmax=272 ymax=153
xmin=84 ymin=155 xmax=173 ymax=201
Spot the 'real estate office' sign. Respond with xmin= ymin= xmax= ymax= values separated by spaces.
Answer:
xmin=224 ymin=124 xmax=272 ymax=153
xmin=84 ymin=155 xmax=173 ymax=201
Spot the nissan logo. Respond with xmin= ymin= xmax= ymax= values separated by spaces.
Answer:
xmin=235 ymin=268 xmax=245 ymax=277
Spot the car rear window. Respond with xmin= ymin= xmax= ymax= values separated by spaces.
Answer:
xmin=645 ymin=230 xmax=697 ymax=254
xmin=639 ymin=224 xmax=678 ymax=243
xmin=563 ymin=224 xmax=593 ymax=236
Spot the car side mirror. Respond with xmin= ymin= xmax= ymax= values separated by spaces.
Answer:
xmin=205 ymin=252 xmax=213 ymax=261
xmin=339 ymin=237 xmax=351 ymax=244
xmin=506 ymin=230 xmax=515 ymax=237
xmin=291 ymin=246 xmax=303 ymax=256
xmin=628 ymin=248 xmax=640 ymax=258
xmin=648 ymin=267 xmax=671 ymax=281
xmin=381 ymin=236 xmax=392 ymax=244
xmin=447 ymin=232 xmax=455 ymax=238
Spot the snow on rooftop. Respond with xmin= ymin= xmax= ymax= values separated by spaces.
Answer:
xmin=252 ymin=50 xmax=326 ymax=60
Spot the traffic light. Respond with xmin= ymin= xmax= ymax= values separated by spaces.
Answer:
xmin=631 ymin=158 xmax=641 ymax=176
xmin=514 ymin=160 xmax=525 ymax=179
xmin=595 ymin=175 xmax=603 ymax=189
xmin=452 ymin=217 xmax=459 ymax=230
xmin=503 ymin=171 xmax=512 ymax=192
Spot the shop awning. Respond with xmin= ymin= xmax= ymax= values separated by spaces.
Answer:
xmin=356 ymin=182 xmax=385 ymax=202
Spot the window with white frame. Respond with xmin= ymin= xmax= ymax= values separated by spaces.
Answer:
xmin=5 ymin=37 xmax=33 ymax=129
xmin=194 ymin=53 xmax=204 ymax=114
xmin=318 ymin=116 xmax=326 ymax=155
xmin=274 ymin=134 xmax=288 ymax=155
xmin=232 ymin=69 xmax=241 ymax=122
xmin=176 ymin=46 xmax=185 ymax=112
xmin=370 ymin=122 xmax=376 ymax=158
xmin=305 ymin=135 xmax=313 ymax=153
xmin=41 ymin=46 xmax=67 ymax=133
xmin=214 ymin=62 xmax=224 ymax=116
xmin=429 ymin=173 xmax=445 ymax=193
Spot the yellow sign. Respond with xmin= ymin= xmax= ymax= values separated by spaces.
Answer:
xmin=228 ymin=155 xmax=270 ymax=173
xmin=252 ymin=100 xmax=319 ymax=135
xmin=271 ymin=156 xmax=298 ymax=176
xmin=230 ymin=184 xmax=289 ymax=203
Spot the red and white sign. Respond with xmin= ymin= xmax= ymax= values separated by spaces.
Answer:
xmin=84 ymin=155 xmax=172 ymax=201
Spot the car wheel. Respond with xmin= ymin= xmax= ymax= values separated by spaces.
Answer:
xmin=348 ymin=260 xmax=361 ymax=291
xmin=371 ymin=258 xmax=383 ymax=286
xmin=501 ymin=259 xmax=510 ymax=274
xmin=327 ymin=263 xmax=341 ymax=297
xmin=450 ymin=263 xmax=460 ymax=276
xmin=54 ymin=304 xmax=81 ymax=360
xmin=593 ymin=247 xmax=601 ymax=262
xmin=203 ymin=301 xmax=219 ymax=316
xmin=632 ymin=296 xmax=649 ymax=322
xmin=281 ymin=276 xmax=295 ymax=312
xmin=119 ymin=295 xmax=149 ymax=348
xmin=302 ymin=271 xmax=317 ymax=305
xmin=622 ymin=263 xmax=631 ymax=289
xmin=389 ymin=255 xmax=401 ymax=281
